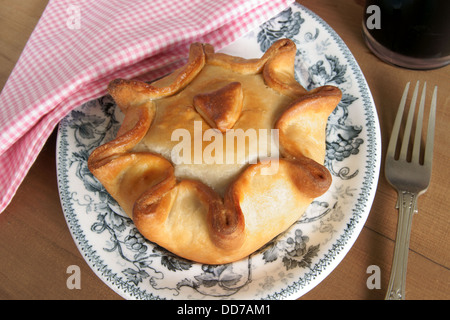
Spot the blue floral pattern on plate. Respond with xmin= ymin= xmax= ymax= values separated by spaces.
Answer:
xmin=56 ymin=3 xmax=381 ymax=300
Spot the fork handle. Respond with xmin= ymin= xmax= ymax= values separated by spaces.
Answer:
xmin=385 ymin=191 xmax=417 ymax=300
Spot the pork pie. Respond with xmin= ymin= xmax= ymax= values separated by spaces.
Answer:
xmin=88 ymin=39 xmax=342 ymax=264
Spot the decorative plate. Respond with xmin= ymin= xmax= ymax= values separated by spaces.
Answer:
xmin=56 ymin=3 xmax=381 ymax=300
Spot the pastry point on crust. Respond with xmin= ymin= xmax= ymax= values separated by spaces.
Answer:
xmin=263 ymin=39 xmax=308 ymax=97
xmin=107 ymin=42 xmax=206 ymax=111
xmin=193 ymin=81 xmax=243 ymax=132
xmin=275 ymin=85 xmax=342 ymax=164
xmin=88 ymin=39 xmax=341 ymax=264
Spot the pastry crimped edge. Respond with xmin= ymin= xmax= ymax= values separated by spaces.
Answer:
xmin=88 ymin=39 xmax=342 ymax=264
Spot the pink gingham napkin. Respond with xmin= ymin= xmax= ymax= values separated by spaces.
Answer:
xmin=0 ymin=0 xmax=293 ymax=214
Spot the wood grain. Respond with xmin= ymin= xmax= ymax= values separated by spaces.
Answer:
xmin=0 ymin=0 xmax=448 ymax=300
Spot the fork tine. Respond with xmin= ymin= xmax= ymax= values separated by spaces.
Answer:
xmin=399 ymin=81 xmax=420 ymax=160
xmin=411 ymin=82 xmax=427 ymax=163
xmin=387 ymin=82 xmax=410 ymax=158
xmin=424 ymin=86 xmax=437 ymax=167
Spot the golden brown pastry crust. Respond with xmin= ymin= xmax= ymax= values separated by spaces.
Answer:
xmin=193 ymin=81 xmax=243 ymax=132
xmin=275 ymin=85 xmax=342 ymax=163
xmin=88 ymin=39 xmax=342 ymax=264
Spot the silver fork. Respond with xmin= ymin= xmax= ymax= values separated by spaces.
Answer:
xmin=384 ymin=81 xmax=437 ymax=300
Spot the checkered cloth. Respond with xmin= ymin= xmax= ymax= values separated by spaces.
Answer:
xmin=0 ymin=0 xmax=293 ymax=213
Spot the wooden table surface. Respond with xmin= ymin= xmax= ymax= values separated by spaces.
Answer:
xmin=1 ymin=0 xmax=449 ymax=300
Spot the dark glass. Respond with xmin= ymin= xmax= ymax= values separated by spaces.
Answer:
xmin=363 ymin=0 xmax=450 ymax=69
